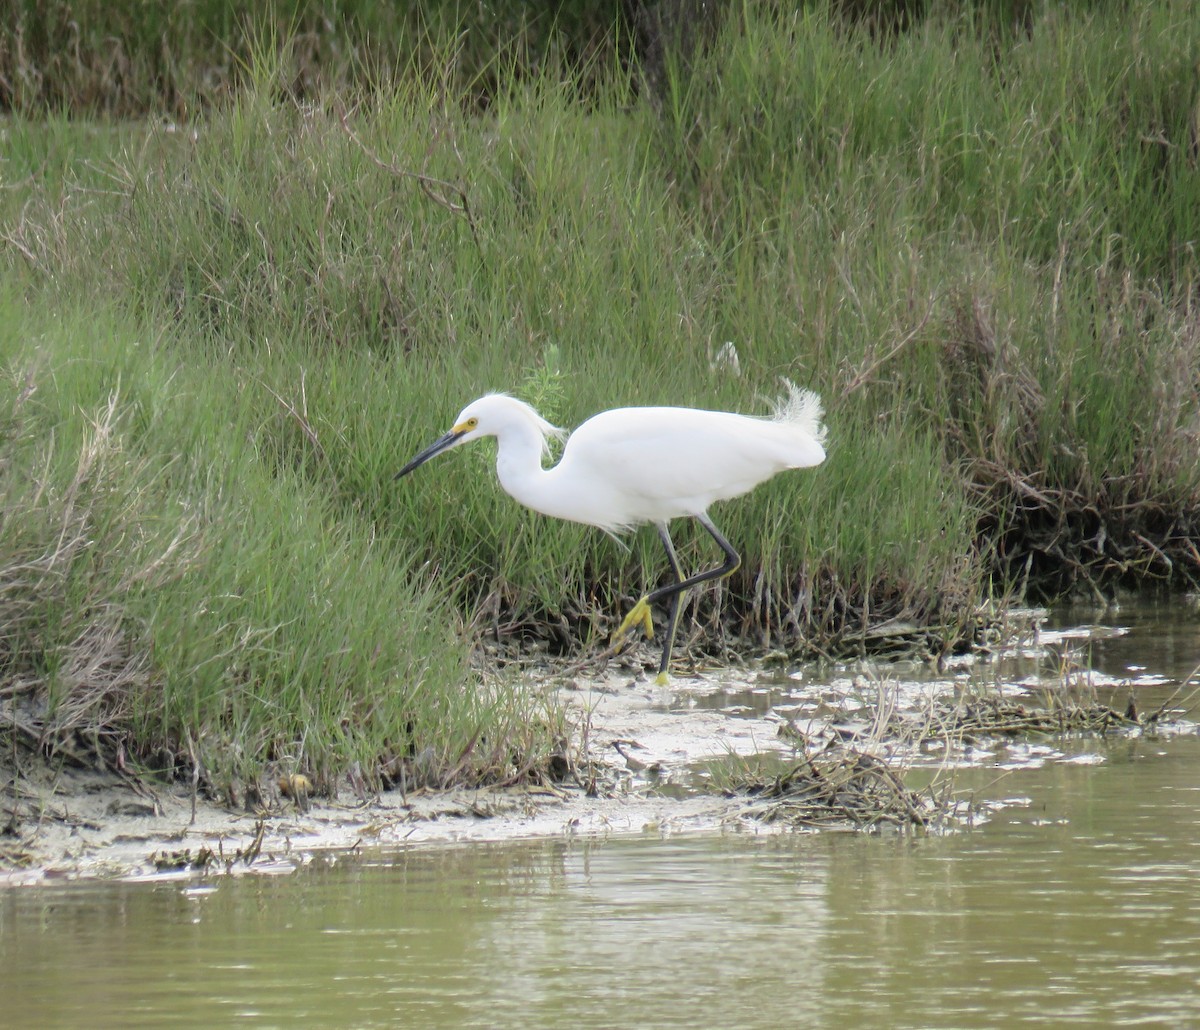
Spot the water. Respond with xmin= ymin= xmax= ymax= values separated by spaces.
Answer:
xmin=3 ymin=602 xmax=1199 ymax=1029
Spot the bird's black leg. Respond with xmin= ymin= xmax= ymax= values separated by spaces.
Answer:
xmin=646 ymin=513 xmax=741 ymax=606
xmin=655 ymin=523 xmax=687 ymax=681
xmin=612 ymin=513 xmax=741 ymax=683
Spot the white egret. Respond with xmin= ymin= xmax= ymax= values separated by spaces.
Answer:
xmin=396 ymin=382 xmax=827 ymax=684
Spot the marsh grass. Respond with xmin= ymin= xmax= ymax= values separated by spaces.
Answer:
xmin=0 ymin=296 xmax=568 ymax=793
xmin=0 ymin=1 xmax=621 ymax=115
xmin=5 ymin=61 xmax=983 ymax=644
xmin=2 ymin=2 xmax=1199 ymax=789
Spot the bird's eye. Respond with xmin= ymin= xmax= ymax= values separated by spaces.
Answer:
xmin=465 ymin=417 xmax=478 ymax=429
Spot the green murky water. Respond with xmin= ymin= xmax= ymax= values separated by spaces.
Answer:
xmin=3 ymin=602 xmax=1199 ymax=1029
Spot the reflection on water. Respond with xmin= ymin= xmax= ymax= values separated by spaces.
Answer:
xmin=4 ymin=738 xmax=1200 ymax=1028
xmin=1043 ymin=596 xmax=1200 ymax=688
xmin=691 ymin=596 xmax=1200 ymax=727
xmin=2 ymin=602 xmax=1199 ymax=1029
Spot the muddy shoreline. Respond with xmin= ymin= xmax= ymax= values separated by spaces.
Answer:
xmin=1 ymin=668 xmax=812 ymax=886
xmin=5 ymin=616 xmax=1190 ymax=888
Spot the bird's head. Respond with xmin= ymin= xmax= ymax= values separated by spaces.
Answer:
xmin=395 ymin=394 xmax=563 ymax=480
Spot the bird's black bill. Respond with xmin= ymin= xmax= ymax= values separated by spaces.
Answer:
xmin=395 ymin=429 xmax=465 ymax=480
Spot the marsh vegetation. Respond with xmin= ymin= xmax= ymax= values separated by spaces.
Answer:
xmin=2 ymin=2 xmax=1198 ymax=800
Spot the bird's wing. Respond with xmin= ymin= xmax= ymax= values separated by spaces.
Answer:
xmin=561 ymin=407 xmax=817 ymax=523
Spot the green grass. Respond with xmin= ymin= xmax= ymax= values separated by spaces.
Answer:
xmin=0 ymin=293 xmax=566 ymax=792
xmin=2 ymin=1 xmax=1199 ymax=790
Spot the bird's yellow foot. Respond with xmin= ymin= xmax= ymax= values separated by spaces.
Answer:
xmin=612 ymin=596 xmax=654 ymax=649
xmin=654 ymin=670 xmax=671 ymax=687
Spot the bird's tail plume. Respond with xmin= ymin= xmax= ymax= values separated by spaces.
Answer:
xmin=773 ymin=379 xmax=827 ymax=448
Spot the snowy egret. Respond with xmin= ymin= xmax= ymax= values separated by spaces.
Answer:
xmin=396 ymin=382 xmax=827 ymax=684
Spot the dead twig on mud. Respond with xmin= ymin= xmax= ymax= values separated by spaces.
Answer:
xmin=733 ymin=743 xmax=941 ymax=832
xmin=928 ymin=694 xmax=1141 ymax=740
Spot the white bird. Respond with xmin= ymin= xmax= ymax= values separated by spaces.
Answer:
xmin=396 ymin=382 xmax=827 ymax=684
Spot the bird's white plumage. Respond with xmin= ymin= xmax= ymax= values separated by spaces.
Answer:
xmin=442 ymin=382 xmax=826 ymax=533
xmin=398 ymin=382 xmax=826 ymax=681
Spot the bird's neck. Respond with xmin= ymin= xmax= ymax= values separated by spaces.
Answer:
xmin=494 ymin=426 xmax=575 ymax=522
